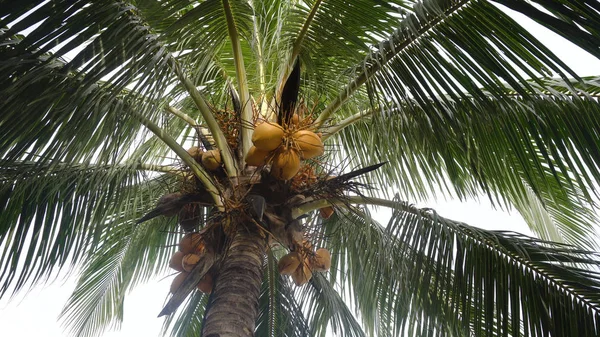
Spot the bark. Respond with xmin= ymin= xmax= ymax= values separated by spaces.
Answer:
xmin=202 ymin=226 xmax=267 ymax=337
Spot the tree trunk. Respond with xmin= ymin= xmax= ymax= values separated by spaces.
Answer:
xmin=202 ymin=226 xmax=267 ymax=337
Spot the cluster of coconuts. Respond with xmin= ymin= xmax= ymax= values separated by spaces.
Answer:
xmin=169 ymin=233 xmax=214 ymax=294
xmin=278 ymin=246 xmax=331 ymax=286
xmin=188 ymin=146 xmax=222 ymax=171
xmin=246 ymin=115 xmax=324 ymax=180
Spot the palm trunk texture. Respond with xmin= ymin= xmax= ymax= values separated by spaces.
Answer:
xmin=202 ymin=227 xmax=267 ymax=337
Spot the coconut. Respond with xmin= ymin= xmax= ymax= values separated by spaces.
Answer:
xmin=182 ymin=253 xmax=201 ymax=272
xmin=187 ymin=146 xmax=203 ymax=162
xmin=168 ymin=251 xmax=185 ymax=272
xmin=252 ymin=122 xmax=284 ymax=151
xmin=170 ymin=272 xmax=188 ymax=294
xmin=311 ymin=248 xmax=331 ymax=272
xmin=201 ymin=149 xmax=222 ymax=171
xmin=271 ymin=148 xmax=301 ymax=180
xmin=319 ymin=206 xmax=334 ymax=219
xmin=179 ymin=233 xmax=204 ymax=254
xmin=245 ymin=146 xmax=269 ymax=166
xmin=278 ymin=252 xmax=302 ymax=275
xmin=197 ymin=273 xmax=214 ymax=293
xmin=291 ymin=261 xmax=312 ymax=286
xmin=292 ymin=130 xmax=324 ymax=159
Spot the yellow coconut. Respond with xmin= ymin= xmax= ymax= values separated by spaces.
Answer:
xmin=311 ymin=248 xmax=331 ymax=272
xmin=291 ymin=261 xmax=312 ymax=286
xmin=179 ymin=233 xmax=203 ymax=254
xmin=319 ymin=206 xmax=335 ymax=219
xmin=245 ymin=146 xmax=270 ymax=166
xmin=168 ymin=251 xmax=185 ymax=272
xmin=201 ymin=149 xmax=222 ymax=171
xmin=271 ymin=148 xmax=301 ymax=180
xmin=170 ymin=272 xmax=188 ymax=294
xmin=292 ymin=130 xmax=324 ymax=159
xmin=182 ymin=253 xmax=201 ymax=272
xmin=278 ymin=252 xmax=302 ymax=275
xmin=252 ymin=122 xmax=284 ymax=151
xmin=187 ymin=146 xmax=203 ymax=162
xmin=197 ymin=273 xmax=214 ymax=293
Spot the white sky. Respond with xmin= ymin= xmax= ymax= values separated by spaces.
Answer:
xmin=2 ymin=5 xmax=600 ymax=337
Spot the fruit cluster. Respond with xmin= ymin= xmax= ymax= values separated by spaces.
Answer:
xmin=169 ymin=233 xmax=214 ymax=294
xmin=278 ymin=244 xmax=331 ymax=286
xmin=246 ymin=114 xmax=324 ymax=180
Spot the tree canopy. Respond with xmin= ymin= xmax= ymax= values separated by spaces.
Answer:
xmin=1 ymin=0 xmax=600 ymax=336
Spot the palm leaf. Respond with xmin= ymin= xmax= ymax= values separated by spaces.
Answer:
xmin=334 ymin=77 xmax=600 ymax=249
xmin=0 ymin=161 xmax=172 ymax=296
xmin=322 ymin=201 xmax=600 ymax=337
xmin=255 ymin=250 xmax=311 ymax=337
xmin=161 ymin=289 xmax=210 ymax=337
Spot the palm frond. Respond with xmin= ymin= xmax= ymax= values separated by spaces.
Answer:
xmin=1 ymin=0 xmax=177 ymax=96
xmin=0 ymin=161 xmax=171 ymax=296
xmin=323 ymin=201 xmax=600 ymax=337
xmin=296 ymin=269 xmax=366 ymax=337
xmin=255 ymin=250 xmax=311 ymax=337
xmin=161 ymin=290 xmax=210 ymax=337
xmin=314 ymin=0 xmax=600 ymax=125
xmin=334 ymin=77 xmax=600 ymax=249
xmin=495 ymin=0 xmax=600 ymax=60
xmin=59 ymin=217 xmax=178 ymax=337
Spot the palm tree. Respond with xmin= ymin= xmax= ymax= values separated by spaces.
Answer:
xmin=2 ymin=0 xmax=600 ymax=336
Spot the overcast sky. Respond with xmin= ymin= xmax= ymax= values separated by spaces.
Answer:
xmin=2 ymin=4 xmax=600 ymax=337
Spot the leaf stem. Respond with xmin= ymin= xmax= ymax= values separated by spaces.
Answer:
xmin=321 ymin=108 xmax=375 ymax=141
xmin=173 ymin=65 xmax=237 ymax=177
xmin=165 ymin=106 xmax=198 ymax=128
xmin=222 ymin=0 xmax=254 ymax=161
xmin=131 ymin=111 xmax=223 ymax=207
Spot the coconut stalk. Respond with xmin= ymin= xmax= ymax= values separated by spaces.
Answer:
xmin=291 ymin=195 xmax=399 ymax=219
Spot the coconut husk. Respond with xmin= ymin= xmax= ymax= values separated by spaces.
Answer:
xmin=182 ymin=253 xmax=201 ymax=272
xmin=169 ymin=251 xmax=186 ymax=272
xmin=179 ymin=233 xmax=204 ymax=254
xmin=278 ymin=252 xmax=302 ymax=275
xmin=170 ymin=272 xmax=189 ymax=294
xmin=252 ymin=122 xmax=284 ymax=151
xmin=311 ymin=248 xmax=331 ymax=272
xmin=291 ymin=261 xmax=312 ymax=286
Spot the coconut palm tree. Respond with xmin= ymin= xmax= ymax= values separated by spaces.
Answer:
xmin=2 ymin=0 xmax=600 ymax=336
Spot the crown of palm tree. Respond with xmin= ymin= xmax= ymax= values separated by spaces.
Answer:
xmin=2 ymin=0 xmax=600 ymax=336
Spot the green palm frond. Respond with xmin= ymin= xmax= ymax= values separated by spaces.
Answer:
xmin=322 ymin=202 xmax=600 ymax=337
xmin=0 ymin=0 xmax=177 ymax=95
xmin=255 ymin=251 xmax=311 ymax=337
xmin=313 ymin=0 xmax=600 ymax=125
xmin=296 ymin=271 xmax=366 ymax=337
xmin=60 ymin=217 xmax=177 ymax=337
xmin=0 ymin=161 xmax=175 ymax=296
xmin=495 ymin=0 xmax=600 ymax=60
xmin=162 ymin=290 xmax=210 ymax=337
xmin=333 ymin=77 xmax=600 ymax=249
